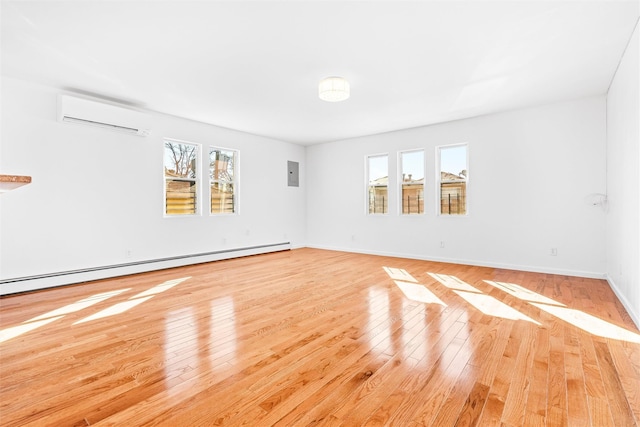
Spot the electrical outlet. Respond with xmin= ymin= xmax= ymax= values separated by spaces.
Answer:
xmin=550 ymin=247 xmax=557 ymax=256
xmin=440 ymin=241 xmax=445 ymax=248
xmin=125 ymin=249 xmax=132 ymax=258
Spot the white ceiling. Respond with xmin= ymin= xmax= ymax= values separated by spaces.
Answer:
xmin=2 ymin=1 xmax=638 ymax=145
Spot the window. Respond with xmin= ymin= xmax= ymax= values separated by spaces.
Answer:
xmin=367 ymin=154 xmax=388 ymax=214
xmin=438 ymin=144 xmax=468 ymax=215
xmin=210 ymin=147 xmax=237 ymax=214
xmin=164 ymin=139 xmax=199 ymax=215
xmin=400 ymin=150 xmax=424 ymax=215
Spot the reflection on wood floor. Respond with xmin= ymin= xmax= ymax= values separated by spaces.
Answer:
xmin=1 ymin=248 xmax=639 ymax=426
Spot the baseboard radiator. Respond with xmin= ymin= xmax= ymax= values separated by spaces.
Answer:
xmin=0 ymin=242 xmax=291 ymax=296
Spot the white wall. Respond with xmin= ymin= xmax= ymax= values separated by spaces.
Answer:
xmin=307 ymin=96 xmax=608 ymax=278
xmin=0 ymin=77 xmax=306 ymax=293
xmin=606 ymin=22 xmax=639 ymax=327
xmin=1 ymin=75 xmax=624 ymax=303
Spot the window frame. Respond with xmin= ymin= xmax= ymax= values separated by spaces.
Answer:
xmin=436 ymin=143 xmax=469 ymax=216
xmin=366 ymin=153 xmax=390 ymax=215
xmin=209 ymin=146 xmax=239 ymax=216
xmin=398 ymin=149 xmax=425 ymax=216
xmin=163 ymin=138 xmax=201 ymax=217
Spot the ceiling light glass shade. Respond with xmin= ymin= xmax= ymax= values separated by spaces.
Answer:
xmin=319 ymin=76 xmax=350 ymax=102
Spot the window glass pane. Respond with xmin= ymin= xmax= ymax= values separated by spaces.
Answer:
xmin=439 ymin=145 xmax=467 ymax=215
xmin=401 ymin=150 xmax=424 ymax=215
xmin=211 ymin=182 xmax=234 ymax=214
xmin=210 ymin=149 xmax=234 ymax=181
xmin=164 ymin=141 xmax=197 ymax=179
xmin=164 ymin=140 xmax=198 ymax=215
xmin=368 ymin=155 xmax=388 ymax=214
xmin=210 ymin=148 xmax=237 ymax=214
xmin=165 ymin=179 xmax=197 ymax=215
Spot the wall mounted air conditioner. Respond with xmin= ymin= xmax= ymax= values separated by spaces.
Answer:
xmin=57 ymin=94 xmax=151 ymax=137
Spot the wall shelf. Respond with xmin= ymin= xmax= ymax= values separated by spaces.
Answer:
xmin=0 ymin=174 xmax=32 ymax=193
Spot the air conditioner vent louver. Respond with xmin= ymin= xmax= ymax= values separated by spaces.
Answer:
xmin=58 ymin=94 xmax=151 ymax=137
xmin=61 ymin=116 xmax=143 ymax=135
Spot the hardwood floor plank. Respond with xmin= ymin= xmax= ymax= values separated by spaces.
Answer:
xmin=1 ymin=248 xmax=639 ymax=427
xmin=257 ymin=346 xmax=391 ymax=426
xmin=499 ymin=321 xmax=537 ymax=426
xmin=318 ymin=355 xmax=418 ymax=426
xmin=587 ymin=396 xmax=616 ymax=427
xmin=564 ymin=326 xmax=590 ymax=426
xmin=431 ymin=363 xmax=479 ymax=426
xmin=401 ymin=335 xmax=473 ymax=425
xmin=523 ymin=326 xmax=550 ymax=422
xmin=594 ymin=340 xmax=638 ymax=427
xmin=607 ymin=341 xmax=640 ymax=422
xmin=453 ymin=380 xmax=490 ymax=427
xmin=363 ymin=315 xmax=470 ymax=425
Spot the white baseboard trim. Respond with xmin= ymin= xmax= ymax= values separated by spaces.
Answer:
xmin=606 ymin=275 xmax=640 ymax=330
xmin=305 ymin=244 xmax=607 ymax=279
xmin=0 ymin=242 xmax=291 ymax=296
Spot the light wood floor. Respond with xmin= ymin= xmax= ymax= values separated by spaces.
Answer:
xmin=1 ymin=248 xmax=639 ymax=426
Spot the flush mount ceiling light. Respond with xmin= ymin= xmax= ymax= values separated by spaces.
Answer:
xmin=319 ymin=76 xmax=350 ymax=102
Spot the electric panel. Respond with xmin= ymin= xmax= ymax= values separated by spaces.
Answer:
xmin=287 ymin=161 xmax=299 ymax=187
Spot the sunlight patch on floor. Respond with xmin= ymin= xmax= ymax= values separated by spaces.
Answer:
xmin=135 ymin=277 xmax=191 ymax=298
xmin=484 ymin=279 xmax=640 ymax=343
xmin=428 ymin=273 xmax=480 ymax=293
xmin=383 ymin=267 xmax=418 ymax=283
xmin=74 ymin=297 xmax=153 ymax=324
xmin=0 ymin=288 xmax=130 ymax=343
xmin=0 ymin=316 xmax=64 ymax=343
xmin=483 ymin=281 xmax=565 ymax=306
xmin=73 ymin=277 xmax=190 ymax=324
xmin=394 ymin=281 xmax=447 ymax=306
xmin=428 ymin=272 xmax=540 ymax=324
xmin=531 ymin=303 xmax=640 ymax=343
xmin=453 ymin=290 xmax=541 ymax=324
xmin=30 ymin=289 xmax=132 ymax=322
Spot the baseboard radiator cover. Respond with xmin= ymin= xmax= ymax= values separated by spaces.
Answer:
xmin=0 ymin=242 xmax=291 ymax=296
